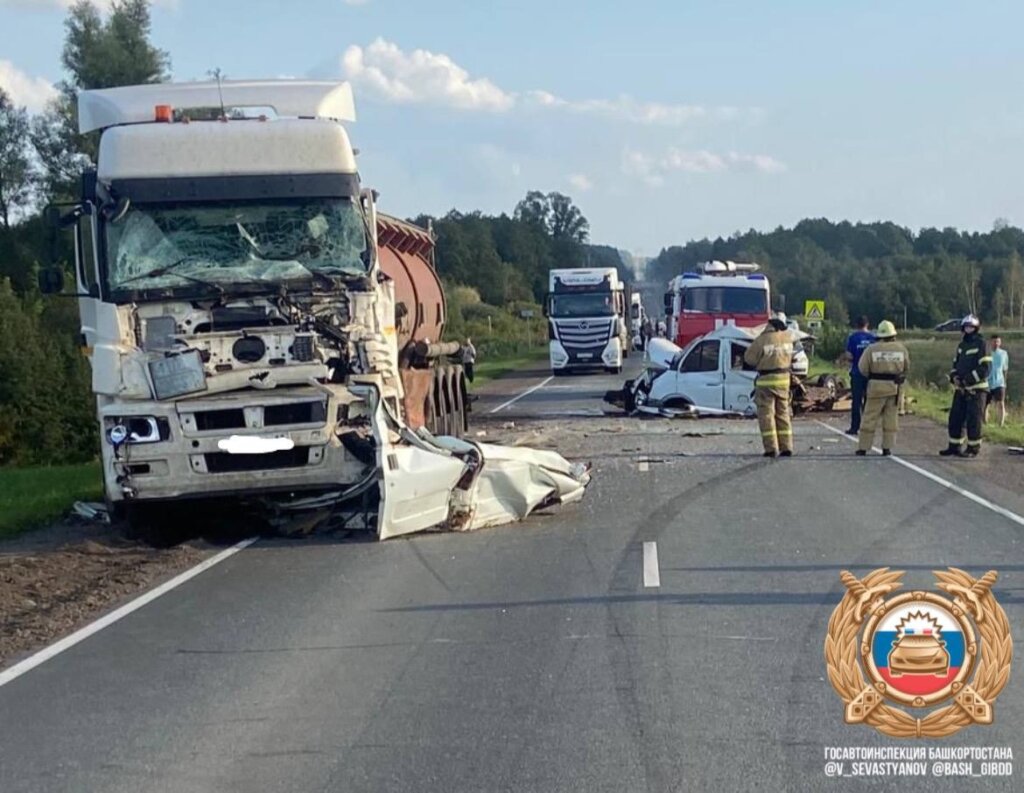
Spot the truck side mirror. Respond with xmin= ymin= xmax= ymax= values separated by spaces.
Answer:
xmin=38 ymin=267 xmax=65 ymax=295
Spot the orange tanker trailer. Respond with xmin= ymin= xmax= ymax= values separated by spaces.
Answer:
xmin=376 ymin=214 xmax=469 ymax=437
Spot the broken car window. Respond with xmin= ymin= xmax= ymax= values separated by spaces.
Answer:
xmin=680 ymin=340 xmax=720 ymax=373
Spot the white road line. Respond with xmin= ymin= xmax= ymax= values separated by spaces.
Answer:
xmin=816 ymin=420 xmax=1024 ymax=528
xmin=488 ymin=376 xmax=554 ymax=414
xmin=643 ymin=541 xmax=661 ymax=588
xmin=0 ymin=537 xmax=258 ymax=689
xmin=638 ymin=460 xmax=650 ymax=472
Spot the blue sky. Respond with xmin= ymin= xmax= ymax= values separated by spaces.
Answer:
xmin=2 ymin=0 xmax=1023 ymax=254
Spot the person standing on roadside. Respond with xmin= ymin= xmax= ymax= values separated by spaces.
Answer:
xmin=462 ymin=338 xmax=477 ymax=383
xmin=844 ymin=316 xmax=876 ymax=436
xmin=985 ymin=335 xmax=1009 ymax=427
xmin=940 ymin=315 xmax=991 ymax=457
xmin=744 ymin=312 xmax=797 ymax=458
xmin=855 ymin=320 xmax=909 ymax=456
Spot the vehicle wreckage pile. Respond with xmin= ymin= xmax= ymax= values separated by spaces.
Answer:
xmin=603 ymin=326 xmax=850 ymax=418
xmin=41 ymin=79 xmax=591 ymax=545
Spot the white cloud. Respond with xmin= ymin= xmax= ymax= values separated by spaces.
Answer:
xmin=341 ymin=39 xmax=745 ymax=125
xmin=622 ymin=146 xmax=785 ymax=185
xmin=0 ymin=59 xmax=57 ymax=112
xmin=341 ymin=38 xmax=514 ymax=112
xmin=341 ymin=0 xmax=370 ymax=5
xmin=568 ymin=173 xmax=593 ymax=192
xmin=528 ymin=91 xmax=711 ymax=126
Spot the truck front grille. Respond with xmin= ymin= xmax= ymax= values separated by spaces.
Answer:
xmin=556 ymin=319 xmax=612 ymax=348
xmin=264 ymin=401 xmax=327 ymax=426
xmin=194 ymin=408 xmax=246 ymax=431
xmin=204 ymin=447 xmax=310 ymax=473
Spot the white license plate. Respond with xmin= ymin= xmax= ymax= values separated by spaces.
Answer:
xmin=577 ymin=353 xmax=593 ymax=359
xmin=217 ymin=435 xmax=295 ymax=455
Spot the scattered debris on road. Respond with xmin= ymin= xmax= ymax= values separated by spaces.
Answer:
xmin=71 ymin=502 xmax=110 ymax=524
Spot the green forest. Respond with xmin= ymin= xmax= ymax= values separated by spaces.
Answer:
xmin=649 ymin=219 xmax=1024 ymax=328
xmin=2 ymin=0 xmax=1024 ymax=469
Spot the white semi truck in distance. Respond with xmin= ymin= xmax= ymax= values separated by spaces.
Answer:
xmin=629 ymin=292 xmax=647 ymax=351
xmin=36 ymin=80 xmax=591 ymax=542
xmin=545 ymin=267 xmax=629 ymax=375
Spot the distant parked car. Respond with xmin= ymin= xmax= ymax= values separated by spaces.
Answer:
xmin=934 ymin=319 xmax=961 ymax=332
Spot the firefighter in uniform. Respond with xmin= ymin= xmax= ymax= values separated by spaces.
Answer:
xmin=940 ymin=314 xmax=992 ymax=457
xmin=855 ymin=320 xmax=909 ymax=456
xmin=744 ymin=312 xmax=797 ymax=458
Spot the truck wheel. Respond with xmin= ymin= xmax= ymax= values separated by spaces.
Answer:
xmin=124 ymin=503 xmax=187 ymax=548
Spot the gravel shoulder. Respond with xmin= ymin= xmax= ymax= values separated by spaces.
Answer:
xmin=0 ymin=521 xmax=213 ymax=669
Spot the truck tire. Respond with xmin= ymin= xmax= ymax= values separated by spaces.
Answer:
xmin=124 ymin=503 xmax=187 ymax=547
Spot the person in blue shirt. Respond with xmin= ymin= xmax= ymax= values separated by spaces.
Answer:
xmin=984 ymin=335 xmax=1009 ymax=427
xmin=844 ymin=316 xmax=876 ymax=435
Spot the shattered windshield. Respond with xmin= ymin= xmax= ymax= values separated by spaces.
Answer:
xmin=549 ymin=292 xmax=616 ymax=318
xmin=104 ymin=198 xmax=369 ymax=294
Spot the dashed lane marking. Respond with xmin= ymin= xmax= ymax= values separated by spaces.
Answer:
xmin=488 ymin=376 xmax=554 ymax=414
xmin=643 ymin=541 xmax=661 ymax=588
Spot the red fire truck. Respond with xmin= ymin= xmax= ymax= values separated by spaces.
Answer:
xmin=662 ymin=261 xmax=771 ymax=349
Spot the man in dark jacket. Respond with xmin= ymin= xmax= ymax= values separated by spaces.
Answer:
xmin=844 ymin=316 xmax=876 ymax=435
xmin=939 ymin=314 xmax=992 ymax=458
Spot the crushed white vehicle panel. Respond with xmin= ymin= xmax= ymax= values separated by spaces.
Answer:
xmin=375 ymin=400 xmax=592 ymax=541
xmin=606 ymin=324 xmax=815 ymax=417
xmin=431 ymin=436 xmax=590 ymax=531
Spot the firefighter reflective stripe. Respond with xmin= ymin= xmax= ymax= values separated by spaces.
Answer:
xmin=950 ymin=437 xmax=967 ymax=444
xmin=756 ymin=374 xmax=791 ymax=388
xmin=967 ymin=439 xmax=982 ymax=447
xmin=966 ymin=381 xmax=989 ymax=391
xmin=979 ymin=356 xmax=993 ymax=364
xmin=965 ymin=348 xmax=979 ymax=356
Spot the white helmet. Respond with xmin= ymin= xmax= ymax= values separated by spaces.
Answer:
xmin=961 ymin=314 xmax=980 ymax=329
xmin=771 ymin=311 xmax=788 ymax=325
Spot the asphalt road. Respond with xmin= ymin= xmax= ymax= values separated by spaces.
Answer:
xmin=2 ymin=359 xmax=1023 ymax=792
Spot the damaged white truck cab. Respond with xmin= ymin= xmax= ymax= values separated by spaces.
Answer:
xmin=40 ymin=81 xmax=590 ymax=541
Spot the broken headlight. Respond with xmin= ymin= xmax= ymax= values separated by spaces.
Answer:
xmin=105 ymin=416 xmax=171 ymax=445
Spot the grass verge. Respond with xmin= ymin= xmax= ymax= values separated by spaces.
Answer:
xmin=904 ymin=386 xmax=1024 ymax=447
xmin=0 ymin=462 xmax=103 ymax=539
xmin=470 ymin=347 xmax=549 ymax=387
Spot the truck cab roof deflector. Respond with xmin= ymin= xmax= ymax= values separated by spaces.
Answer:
xmin=78 ymin=80 xmax=356 ymax=134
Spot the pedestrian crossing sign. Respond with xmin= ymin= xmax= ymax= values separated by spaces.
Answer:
xmin=804 ymin=300 xmax=825 ymax=321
